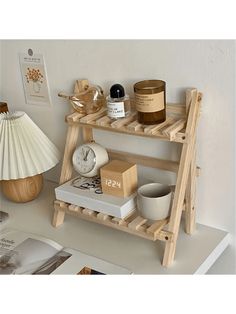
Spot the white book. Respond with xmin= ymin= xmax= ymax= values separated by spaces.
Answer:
xmin=55 ymin=176 xmax=136 ymax=219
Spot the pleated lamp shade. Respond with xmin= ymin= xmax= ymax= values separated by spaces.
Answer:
xmin=0 ymin=111 xmax=60 ymax=202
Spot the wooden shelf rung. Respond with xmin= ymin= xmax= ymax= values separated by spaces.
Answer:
xmin=128 ymin=216 xmax=148 ymax=230
xmin=108 ymin=149 xmax=179 ymax=173
xmin=162 ymin=119 xmax=186 ymax=141
xmin=124 ymin=210 xmax=139 ymax=223
xmin=66 ymin=112 xmax=85 ymax=123
xmin=97 ymin=212 xmax=111 ymax=221
xmin=146 ymin=218 xmax=169 ymax=237
xmin=54 ymin=200 xmax=68 ymax=208
xmin=156 ymin=119 xmax=177 ymax=135
xmin=82 ymin=208 xmax=97 ymax=217
xmin=68 ymin=204 xmax=81 ymax=212
xmin=110 ymin=112 xmax=137 ymax=129
xmin=96 ymin=115 xmax=112 ymax=126
xmin=111 ymin=217 xmax=127 ymax=226
xmin=126 ymin=120 xmax=143 ymax=131
xmin=144 ymin=117 xmax=174 ymax=135
xmin=79 ymin=107 xmax=107 ymax=123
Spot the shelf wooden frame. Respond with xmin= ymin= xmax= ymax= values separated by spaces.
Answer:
xmin=52 ymin=79 xmax=202 ymax=267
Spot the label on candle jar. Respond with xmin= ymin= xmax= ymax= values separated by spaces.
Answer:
xmin=135 ymin=91 xmax=164 ymax=113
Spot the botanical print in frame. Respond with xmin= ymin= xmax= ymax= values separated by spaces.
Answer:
xmin=19 ymin=52 xmax=51 ymax=106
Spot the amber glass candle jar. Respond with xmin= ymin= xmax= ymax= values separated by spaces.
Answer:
xmin=134 ymin=80 xmax=166 ymax=125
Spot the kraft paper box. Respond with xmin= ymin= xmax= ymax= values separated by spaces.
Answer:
xmin=101 ymin=160 xmax=138 ymax=197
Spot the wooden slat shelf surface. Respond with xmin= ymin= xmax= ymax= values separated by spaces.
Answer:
xmin=54 ymin=200 xmax=172 ymax=242
xmin=66 ymin=102 xmax=188 ymax=143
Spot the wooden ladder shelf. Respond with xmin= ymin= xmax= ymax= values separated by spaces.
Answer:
xmin=52 ymin=79 xmax=202 ymax=267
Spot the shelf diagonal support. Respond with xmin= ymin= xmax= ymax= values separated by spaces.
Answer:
xmin=185 ymin=135 xmax=197 ymax=234
xmin=162 ymin=89 xmax=202 ymax=267
xmin=52 ymin=123 xmax=81 ymax=228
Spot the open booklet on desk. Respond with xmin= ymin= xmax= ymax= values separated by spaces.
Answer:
xmin=0 ymin=229 xmax=131 ymax=275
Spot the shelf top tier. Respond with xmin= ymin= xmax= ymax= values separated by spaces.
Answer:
xmin=66 ymin=101 xmax=188 ymax=143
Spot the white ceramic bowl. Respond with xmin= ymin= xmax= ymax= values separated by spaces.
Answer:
xmin=137 ymin=182 xmax=172 ymax=221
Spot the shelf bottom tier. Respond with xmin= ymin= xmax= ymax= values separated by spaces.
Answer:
xmin=54 ymin=200 xmax=173 ymax=242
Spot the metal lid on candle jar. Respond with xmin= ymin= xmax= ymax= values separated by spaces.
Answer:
xmin=110 ymin=84 xmax=125 ymax=98
xmin=134 ymin=80 xmax=165 ymax=94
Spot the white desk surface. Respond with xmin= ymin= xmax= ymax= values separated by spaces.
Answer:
xmin=0 ymin=180 xmax=231 ymax=274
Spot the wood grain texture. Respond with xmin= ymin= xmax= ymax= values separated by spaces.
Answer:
xmin=53 ymin=81 xmax=202 ymax=268
xmin=185 ymin=136 xmax=197 ymax=234
xmin=108 ymin=149 xmax=179 ymax=173
xmin=59 ymin=124 xmax=80 ymax=185
xmin=1 ymin=174 xmax=43 ymax=203
xmin=163 ymin=90 xmax=202 ymax=267
xmin=54 ymin=200 xmax=171 ymax=242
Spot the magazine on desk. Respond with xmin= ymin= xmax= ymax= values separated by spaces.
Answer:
xmin=0 ymin=229 xmax=131 ymax=275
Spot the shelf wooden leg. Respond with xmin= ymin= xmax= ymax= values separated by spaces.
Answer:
xmin=52 ymin=209 xmax=65 ymax=227
xmin=163 ymin=238 xmax=177 ymax=267
xmin=185 ymin=138 xmax=197 ymax=234
xmin=162 ymin=141 xmax=193 ymax=267
xmin=52 ymin=123 xmax=81 ymax=228
xmin=162 ymin=90 xmax=200 ymax=267
xmin=59 ymin=124 xmax=81 ymax=185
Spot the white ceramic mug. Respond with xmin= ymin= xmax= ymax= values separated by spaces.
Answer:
xmin=137 ymin=182 xmax=172 ymax=221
